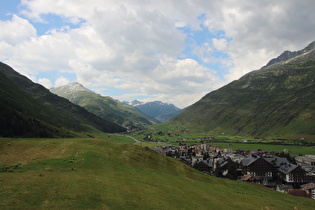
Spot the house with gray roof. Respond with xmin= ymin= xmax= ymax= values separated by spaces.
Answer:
xmin=265 ymin=157 xmax=290 ymax=169
xmin=278 ymin=163 xmax=307 ymax=183
xmin=241 ymin=155 xmax=274 ymax=177
xmin=193 ymin=159 xmax=213 ymax=174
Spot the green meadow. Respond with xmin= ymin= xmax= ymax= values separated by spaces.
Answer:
xmin=1 ymin=137 xmax=314 ymax=209
xmin=132 ymin=126 xmax=315 ymax=155
xmin=201 ymin=142 xmax=315 ymax=155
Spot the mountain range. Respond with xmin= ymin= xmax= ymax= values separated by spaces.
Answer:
xmin=50 ymin=83 xmax=158 ymax=128
xmin=171 ymin=41 xmax=315 ymax=139
xmin=126 ymin=100 xmax=183 ymax=123
xmin=1 ymin=41 xmax=314 ymax=139
xmin=0 ymin=62 xmax=125 ymax=137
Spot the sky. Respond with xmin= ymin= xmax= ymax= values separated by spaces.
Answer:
xmin=0 ymin=0 xmax=315 ymax=108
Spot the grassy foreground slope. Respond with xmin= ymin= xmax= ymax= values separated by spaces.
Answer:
xmin=1 ymin=138 xmax=314 ymax=209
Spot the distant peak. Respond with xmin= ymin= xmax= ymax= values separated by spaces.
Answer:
xmin=70 ymin=82 xmax=81 ymax=85
xmin=50 ymin=82 xmax=92 ymax=95
xmin=130 ymin=100 xmax=144 ymax=106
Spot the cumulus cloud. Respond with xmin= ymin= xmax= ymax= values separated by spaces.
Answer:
xmin=0 ymin=15 xmax=36 ymax=45
xmin=38 ymin=78 xmax=52 ymax=88
xmin=203 ymin=0 xmax=315 ymax=80
xmin=1 ymin=0 xmax=315 ymax=108
xmin=55 ymin=76 xmax=70 ymax=87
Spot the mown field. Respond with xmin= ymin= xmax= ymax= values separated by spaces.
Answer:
xmin=133 ymin=127 xmax=315 ymax=155
xmin=200 ymin=142 xmax=315 ymax=155
xmin=0 ymin=137 xmax=314 ymax=209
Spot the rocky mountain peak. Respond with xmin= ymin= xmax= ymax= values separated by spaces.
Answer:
xmin=303 ymin=41 xmax=315 ymax=52
xmin=129 ymin=100 xmax=144 ymax=106
xmin=68 ymin=82 xmax=90 ymax=92
xmin=264 ymin=41 xmax=315 ymax=67
xmin=50 ymin=82 xmax=92 ymax=96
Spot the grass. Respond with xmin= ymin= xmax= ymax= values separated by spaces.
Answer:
xmin=0 ymin=137 xmax=314 ymax=209
xmin=132 ymin=127 xmax=315 ymax=155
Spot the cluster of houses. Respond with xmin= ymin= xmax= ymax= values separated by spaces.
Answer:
xmin=151 ymin=142 xmax=315 ymax=199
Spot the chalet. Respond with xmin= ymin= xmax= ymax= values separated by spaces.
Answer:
xmin=193 ymin=159 xmax=213 ymax=174
xmin=300 ymin=182 xmax=315 ymax=199
xmin=278 ymin=163 xmax=307 ymax=183
xmin=241 ymin=155 xmax=274 ymax=177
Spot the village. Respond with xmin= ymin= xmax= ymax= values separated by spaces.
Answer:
xmin=150 ymin=141 xmax=315 ymax=199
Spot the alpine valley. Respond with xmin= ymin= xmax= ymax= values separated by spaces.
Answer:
xmin=1 ymin=42 xmax=315 ymax=209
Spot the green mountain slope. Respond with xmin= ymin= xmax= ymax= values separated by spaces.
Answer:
xmin=50 ymin=83 xmax=157 ymax=128
xmin=171 ymin=42 xmax=315 ymax=139
xmin=0 ymin=62 xmax=125 ymax=137
xmin=1 ymin=137 xmax=314 ymax=209
xmin=0 ymin=71 xmax=69 ymax=137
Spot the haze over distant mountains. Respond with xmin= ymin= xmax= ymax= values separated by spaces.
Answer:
xmin=50 ymin=83 xmax=158 ymax=128
xmin=125 ymin=100 xmax=183 ymax=123
xmin=51 ymin=83 xmax=183 ymax=125
xmin=171 ymin=41 xmax=315 ymax=139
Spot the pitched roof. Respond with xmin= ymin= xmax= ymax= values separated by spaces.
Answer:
xmin=300 ymin=182 xmax=315 ymax=190
xmin=241 ymin=155 xmax=260 ymax=166
xmin=240 ymin=174 xmax=252 ymax=181
xmin=265 ymin=157 xmax=289 ymax=167
xmin=240 ymin=174 xmax=260 ymax=181
xmin=200 ymin=160 xmax=213 ymax=167
xmin=278 ymin=163 xmax=298 ymax=174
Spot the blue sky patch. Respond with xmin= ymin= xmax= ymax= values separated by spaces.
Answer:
xmin=178 ymin=23 xmax=232 ymax=79
xmin=31 ymin=14 xmax=86 ymax=36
